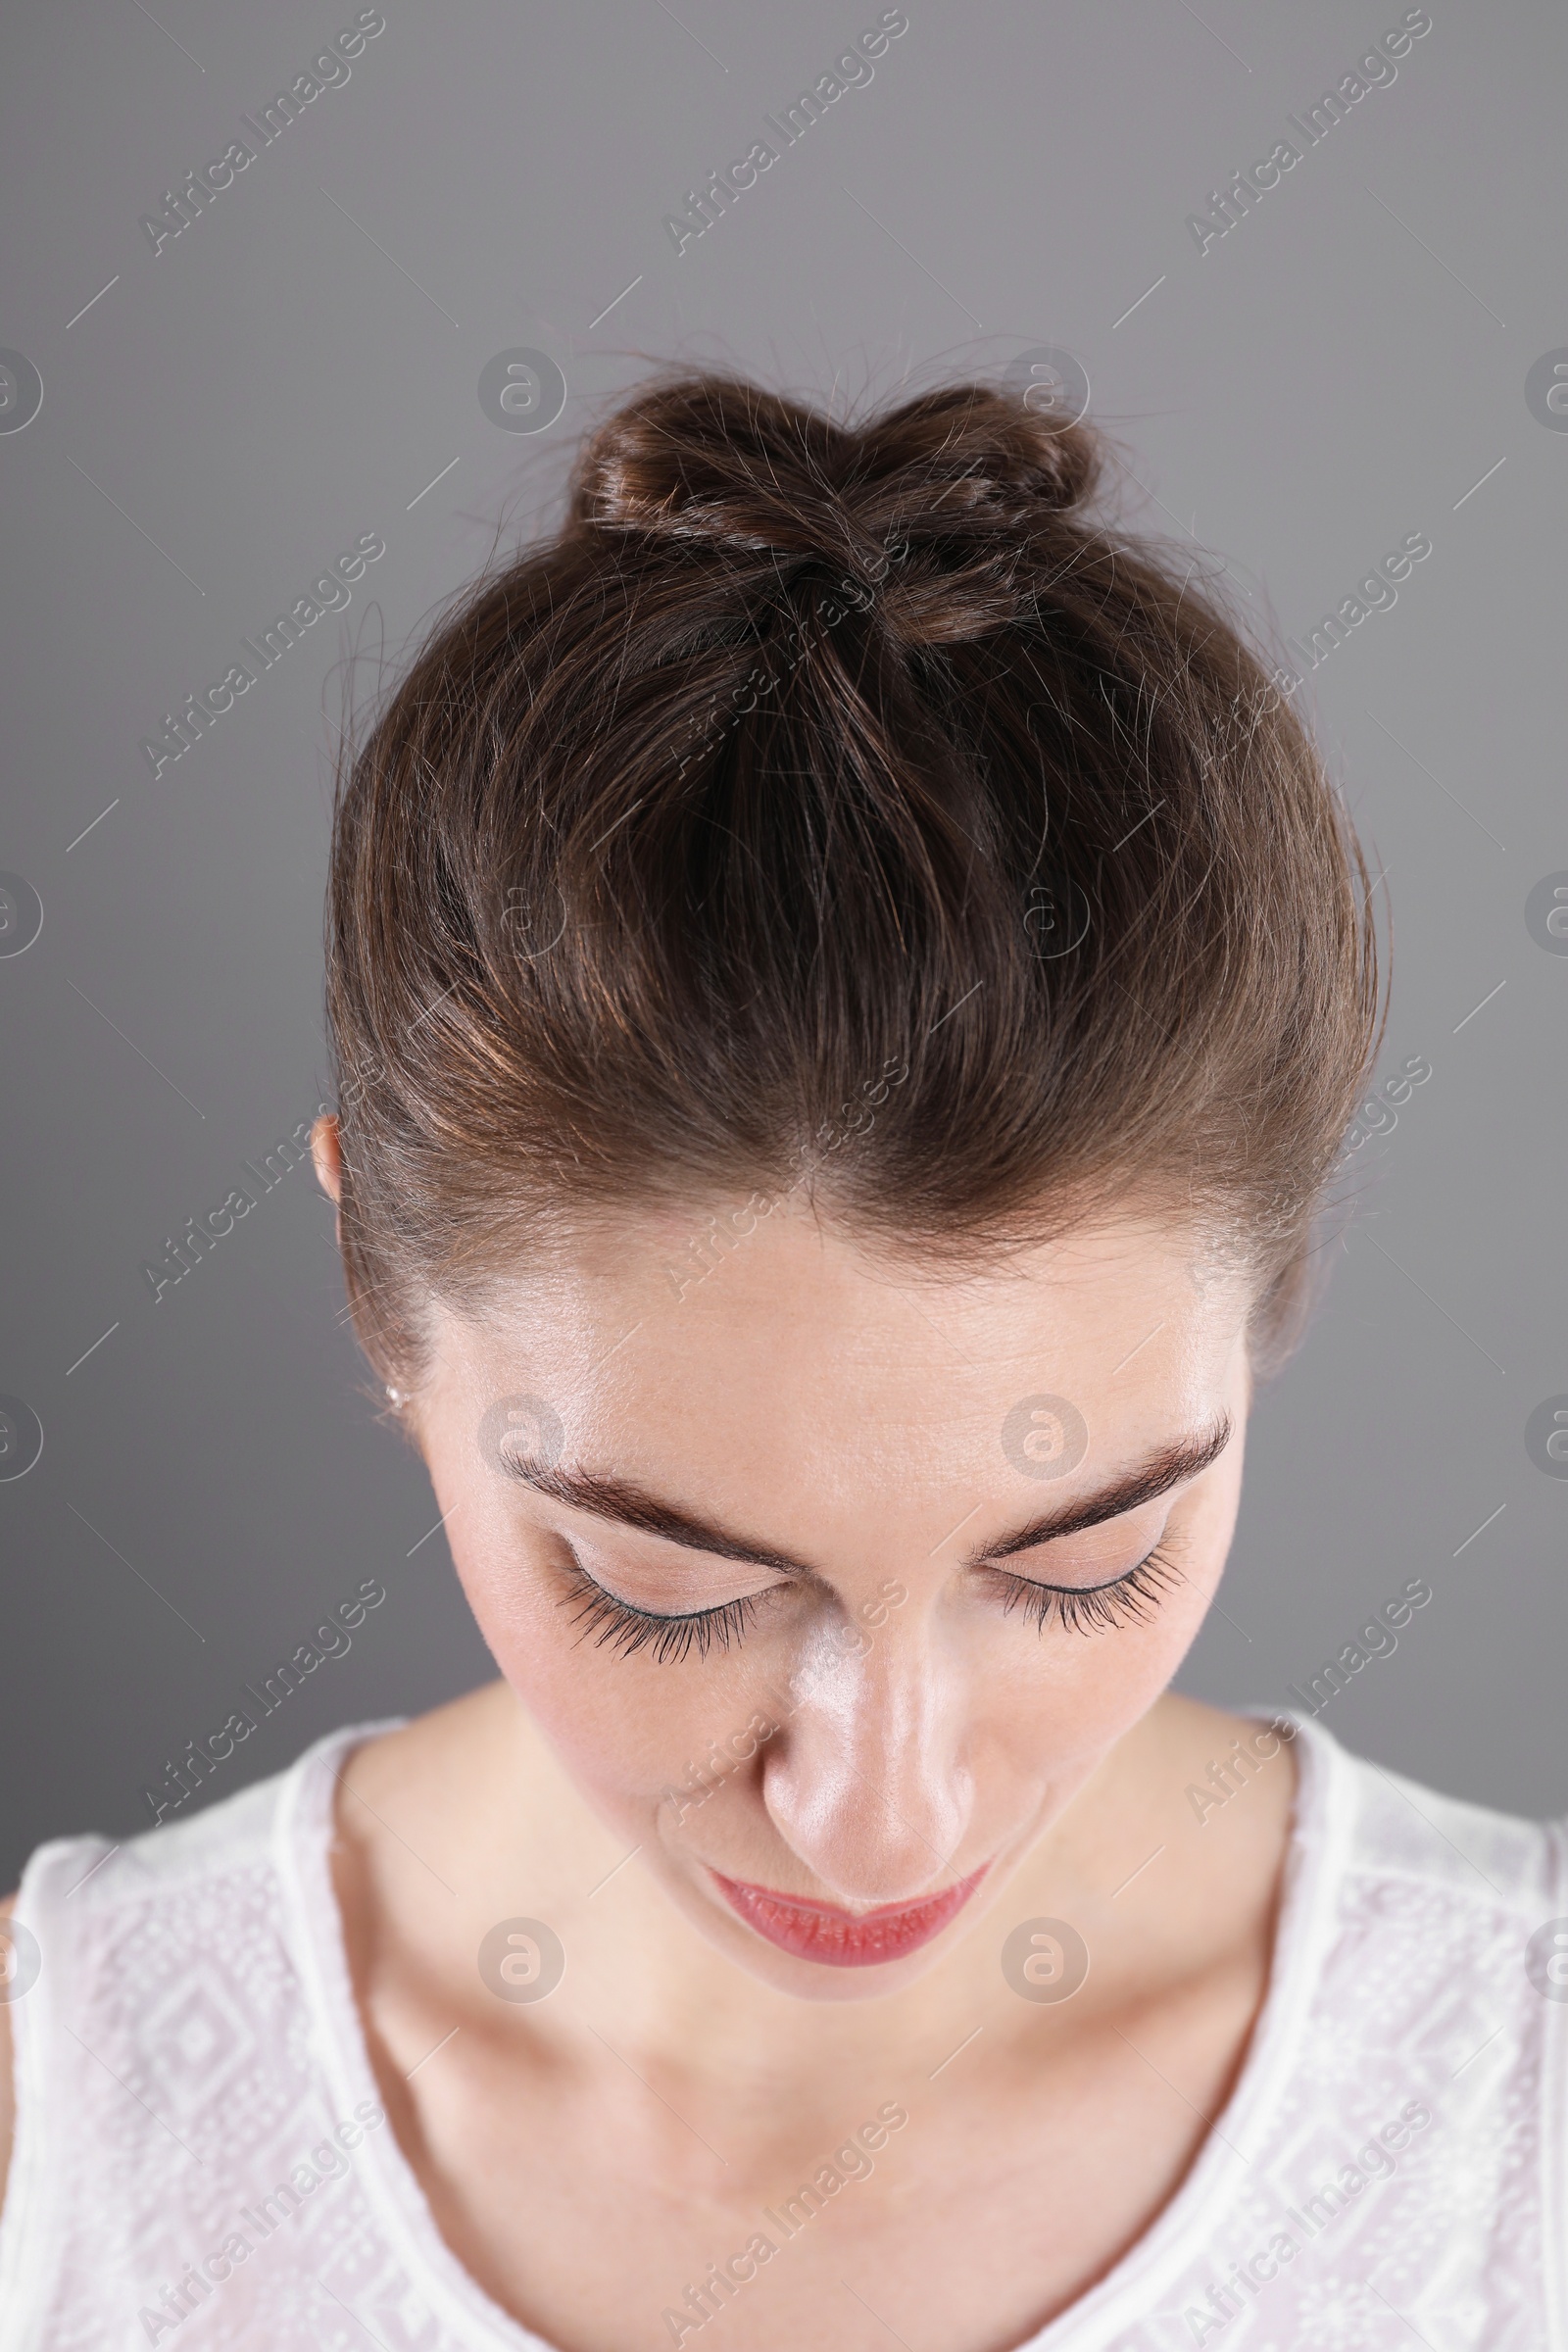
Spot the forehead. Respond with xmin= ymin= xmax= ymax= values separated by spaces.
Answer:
xmin=435 ymin=1198 xmax=1254 ymax=1484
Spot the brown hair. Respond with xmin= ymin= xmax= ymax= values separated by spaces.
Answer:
xmin=325 ymin=370 xmax=1382 ymax=1392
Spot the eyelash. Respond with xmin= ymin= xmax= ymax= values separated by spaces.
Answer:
xmin=990 ymin=1543 xmax=1184 ymax=1637
xmin=560 ymin=1541 xmax=1185 ymax=1664
xmin=562 ymin=1563 xmax=767 ymax=1665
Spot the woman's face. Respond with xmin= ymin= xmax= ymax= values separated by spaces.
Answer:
xmin=388 ymin=1183 xmax=1256 ymax=2003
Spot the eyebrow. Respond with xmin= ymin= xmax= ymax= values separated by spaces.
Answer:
xmin=498 ymin=1412 xmax=1234 ymax=1580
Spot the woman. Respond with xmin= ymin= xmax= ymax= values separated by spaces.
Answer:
xmin=1 ymin=373 xmax=1560 ymax=2349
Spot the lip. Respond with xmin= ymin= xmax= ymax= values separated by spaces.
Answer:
xmin=708 ymin=1862 xmax=990 ymax=1967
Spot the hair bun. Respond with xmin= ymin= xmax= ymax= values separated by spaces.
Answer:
xmin=568 ymin=374 xmax=1102 ymax=646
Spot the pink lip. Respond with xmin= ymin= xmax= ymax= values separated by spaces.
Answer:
xmin=708 ymin=1863 xmax=990 ymax=1966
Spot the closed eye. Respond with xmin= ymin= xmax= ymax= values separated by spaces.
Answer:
xmin=559 ymin=1556 xmax=785 ymax=1665
xmin=986 ymin=1541 xmax=1184 ymax=1636
xmin=557 ymin=1536 xmax=1186 ymax=1664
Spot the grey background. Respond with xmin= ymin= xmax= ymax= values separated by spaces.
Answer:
xmin=1 ymin=0 xmax=1563 ymax=1887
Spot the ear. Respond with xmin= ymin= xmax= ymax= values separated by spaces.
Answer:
xmin=311 ymin=1114 xmax=343 ymax=1208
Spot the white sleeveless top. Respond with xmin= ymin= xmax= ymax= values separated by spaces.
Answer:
xmin=2 ymin=1713 xmax=1565 ymax=2350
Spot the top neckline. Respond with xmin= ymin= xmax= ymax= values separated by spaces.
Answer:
xmin=271 ymin=1707 xmax=1351 ymax=2352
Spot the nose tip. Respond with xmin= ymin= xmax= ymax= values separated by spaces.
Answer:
xmin=760 ymin=1744 xmax=975 ymax=1909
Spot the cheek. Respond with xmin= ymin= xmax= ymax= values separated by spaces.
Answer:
xmin=1003 ymin=1474 xmax=1239 ymax=1763
xmin=989 ymin=1584 xmax=1208 ymax=1781
xmin=444 ymin=1499 xmax=768 ymax=1828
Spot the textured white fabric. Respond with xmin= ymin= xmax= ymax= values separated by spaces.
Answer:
xmin=2 ymin=1711 xmax=1564 ymax=2351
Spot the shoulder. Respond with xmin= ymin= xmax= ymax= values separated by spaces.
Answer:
xmin=0 ymin=1724 xmax=416 ymax=2341
xmin=0 ymin=1891 xmax=16 ymax=2223
xmin=1141 ymin=1725 xmax=1568 ymax=2340
xmin=18 ymin=1752 xmax=295 ymax=1948
xmin=1315 ymin=1724 xmax=1566 ymax=1920
xmin=0 ymin=1764 xmax=291 ymax=2222
xmin=0 ymin=1721 xmax=392 ymax=2236
xmin=1285 ymin=1718 xmax=1568 ymax=2136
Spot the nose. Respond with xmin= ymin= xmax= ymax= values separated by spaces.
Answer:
xmin=760 ymin=1618 xmax=975 ymax=1906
